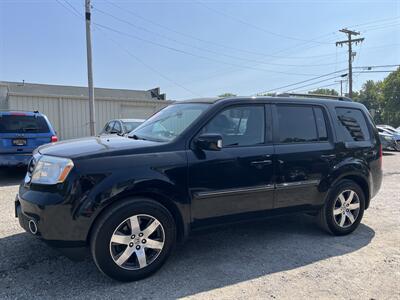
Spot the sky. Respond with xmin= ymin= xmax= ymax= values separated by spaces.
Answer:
xmin=0 ymin=0 xmax=399 ymax=100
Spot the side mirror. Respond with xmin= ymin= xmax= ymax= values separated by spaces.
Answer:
xmin=194 ymin=133 xmax=222 ymax=151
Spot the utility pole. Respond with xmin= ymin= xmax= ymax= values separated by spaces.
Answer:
xmin=336 ymin=29 xmax=364 ymax=98
xmin=85 ymin=0 xmax=96 ymax=136
xmin=335 ymin=79 xmax=346 ymax=96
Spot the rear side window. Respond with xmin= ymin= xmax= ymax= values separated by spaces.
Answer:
xmin=336 ymin=108 xmax=370 ymax=142
xmin=276 ymin=106 xmax=315 ymax=143
xmin=0 ymin=115 xmax=49 ymax=133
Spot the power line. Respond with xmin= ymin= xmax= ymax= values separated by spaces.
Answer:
xmin=253 ymin=69 xmax=348 ymax=95
xmin=96 ymin=29 xmax=201 ymax=97
xmin=94 ymin=22 xmax=320 ymax=76
xmin=283 ymin=75 xmax=345 ymax=93
xmin=195 ymin=0 xmax=332 ymax=45
xmin=93 ymin=6 xmax=346 ymax=68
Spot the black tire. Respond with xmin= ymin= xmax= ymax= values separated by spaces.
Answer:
xmin=90 ymin=198 xmax=176 ymax=282
xmin=317 ymin=179 xmax=365 ymax=236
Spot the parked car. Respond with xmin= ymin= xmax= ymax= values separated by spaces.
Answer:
xmin=16 ymin=96 xmax=383 ymax=281
xmin=377 ymin=126 xmax=400 ymax=143
xmin=0 ymin=110 xmax=57 ymax=167
xmin=100 ymin=119 xmax=145 ymax=136
xmin=378 ymin=124 xmax=400 ymax=133
xmin=379 ymin=132 xmax=399 ymax=151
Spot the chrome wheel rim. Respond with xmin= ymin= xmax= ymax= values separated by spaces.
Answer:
xmin=109 ymin=214 xmax=165 ymax=270
xmin=333 ymin=190 xmax=360 ymax=228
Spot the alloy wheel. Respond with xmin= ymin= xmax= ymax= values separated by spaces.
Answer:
xmin=333 ymin=190 xmax=360 ymax=228
xmin=109 ymin=214 xmax=165 ymax=270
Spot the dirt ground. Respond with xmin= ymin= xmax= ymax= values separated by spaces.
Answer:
xmin=0 ymin=153 xmax=399 ymax=300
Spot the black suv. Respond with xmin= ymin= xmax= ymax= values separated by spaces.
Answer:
xmin=15 ymin=96 xmax=382 ymax=281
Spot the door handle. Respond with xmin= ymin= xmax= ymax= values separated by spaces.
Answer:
xmin=320 ymin=154 xmax=336 ymax=160
xmin=251 ymin=159 xmax=272 ymax=166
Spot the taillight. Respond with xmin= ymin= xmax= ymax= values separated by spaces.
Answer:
xmin=51 ymin=135 xmax=58 ymax=143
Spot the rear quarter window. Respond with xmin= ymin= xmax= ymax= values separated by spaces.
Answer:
xmin=336 ymin=107 xmax=371 ymax=142
xmin=0 ymin=115 xmax=50 ymax=133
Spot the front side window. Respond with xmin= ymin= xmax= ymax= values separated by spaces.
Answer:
xmin=336 ymin=108 xmax=370 ymax=142
xmin=277 ymin=105 xmax=318 ymax=143
xmin=131 ymin=103 xmax=210 ymax=142
xmin=202 ymin=105 xmax=265 ymax=147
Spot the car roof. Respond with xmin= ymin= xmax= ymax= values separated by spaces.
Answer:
xmin=0 ymin=110 xmax=43 ymax=116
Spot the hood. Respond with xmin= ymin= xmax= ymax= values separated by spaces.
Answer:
xmin=37 ymin=136 xmax=161 ymax=159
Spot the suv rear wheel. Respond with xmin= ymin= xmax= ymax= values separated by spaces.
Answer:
xmin=318 ymin=180 xmax=365 ymax=235
xmin=90 ymin=198 xmax=176 ymax=281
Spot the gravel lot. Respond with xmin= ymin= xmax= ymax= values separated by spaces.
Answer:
xmin=0 ymin=153 xmax=399 ymax=300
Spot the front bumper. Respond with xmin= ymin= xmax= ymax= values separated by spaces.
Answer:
xmin=15 ymin=191 xmax=88 ymax=248
xmin=0 ymin=154 xmax=31 ymax=166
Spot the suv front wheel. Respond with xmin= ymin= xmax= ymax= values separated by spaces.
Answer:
xmin=318 ymin=180 xmax=366 ymax=235
xmin=90 ymin=198 xmax=176 ymax=281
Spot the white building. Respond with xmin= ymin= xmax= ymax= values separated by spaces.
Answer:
xmin=0 ymin=81 xmax=171 ymax=140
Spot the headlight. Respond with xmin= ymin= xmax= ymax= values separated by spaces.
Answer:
xmin=384 ymin=136 xmax=393 ymax=141
xmin=31 ymin=155 xmax=74 ymax=185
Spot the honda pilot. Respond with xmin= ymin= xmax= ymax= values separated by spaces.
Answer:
xmin=15 ymin=96 xmax=382 ymax=281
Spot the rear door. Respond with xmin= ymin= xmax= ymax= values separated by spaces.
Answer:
xmin=273 ymin=103 xmax=335 ymax=208
xmin=0 ymin=114 xmax=52 ymax=154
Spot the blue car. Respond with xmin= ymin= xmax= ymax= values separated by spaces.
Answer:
xmin=0 ymin=111 xmax=58 ymax=167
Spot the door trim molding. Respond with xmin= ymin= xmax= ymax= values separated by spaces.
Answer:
xmin=194 ymin=184 xmax=275 ymax=199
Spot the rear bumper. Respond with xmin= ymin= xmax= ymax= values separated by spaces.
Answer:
xmin=0 ymin=154 xmax=31 ymax=166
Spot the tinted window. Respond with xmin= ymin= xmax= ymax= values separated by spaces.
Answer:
xmin=0 ymin=115 xmax=49 ymax=133
xmin=277 ymin=105 xmax=318 ymax=143
xmin=203 ymin=105 xmax=265 ymax=147
xmin=314 ymin=107 xmax=328 ymax=141
xmin=336 ymin=108 xmax=370 ymax=142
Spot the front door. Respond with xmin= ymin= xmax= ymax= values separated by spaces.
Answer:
xmin=188 ymin=104 xmax=275 ymax=225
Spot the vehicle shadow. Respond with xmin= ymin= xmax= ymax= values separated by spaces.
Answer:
xmin=0 ymin=167 xmax=26 ymax=187
xmin=0 ymin=214 xmax=375 ymax=299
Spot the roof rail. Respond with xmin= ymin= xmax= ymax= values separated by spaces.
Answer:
xmin=277 ymin=93 xmax=353 ymax=102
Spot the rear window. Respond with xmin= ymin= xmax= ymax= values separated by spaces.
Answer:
xmin=0 ymin=115 xmax=50 ymax=133
xmin=336 ymin=108 xmax=370 ymax=142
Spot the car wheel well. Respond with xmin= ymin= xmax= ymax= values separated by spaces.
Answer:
xmin=340 ymin=175 xmax=370 ymax=209
xmin=87 ymin=192 xmax=185 ymax=245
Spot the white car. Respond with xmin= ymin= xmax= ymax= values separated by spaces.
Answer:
xmin=100 ymin=119 xmax=145 ymax=136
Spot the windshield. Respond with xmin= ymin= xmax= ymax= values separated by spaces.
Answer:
xmin=129 ymin=103 xmax=210 ymax=142
xmin=0 ymin=115 xmax=50 ymax=133
xmin=123 ymin=121 xmax=143 ymax=133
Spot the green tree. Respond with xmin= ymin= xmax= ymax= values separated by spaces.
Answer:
xmin=308 ymin=88 xmax=339 ymax=96
xmin=354 ymin=80 xmax=384 ymax=123
xmin=381 ymin=67 xmax=400 ymax=127
xmin=218 ymin=92 xmax=237 ymax=97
